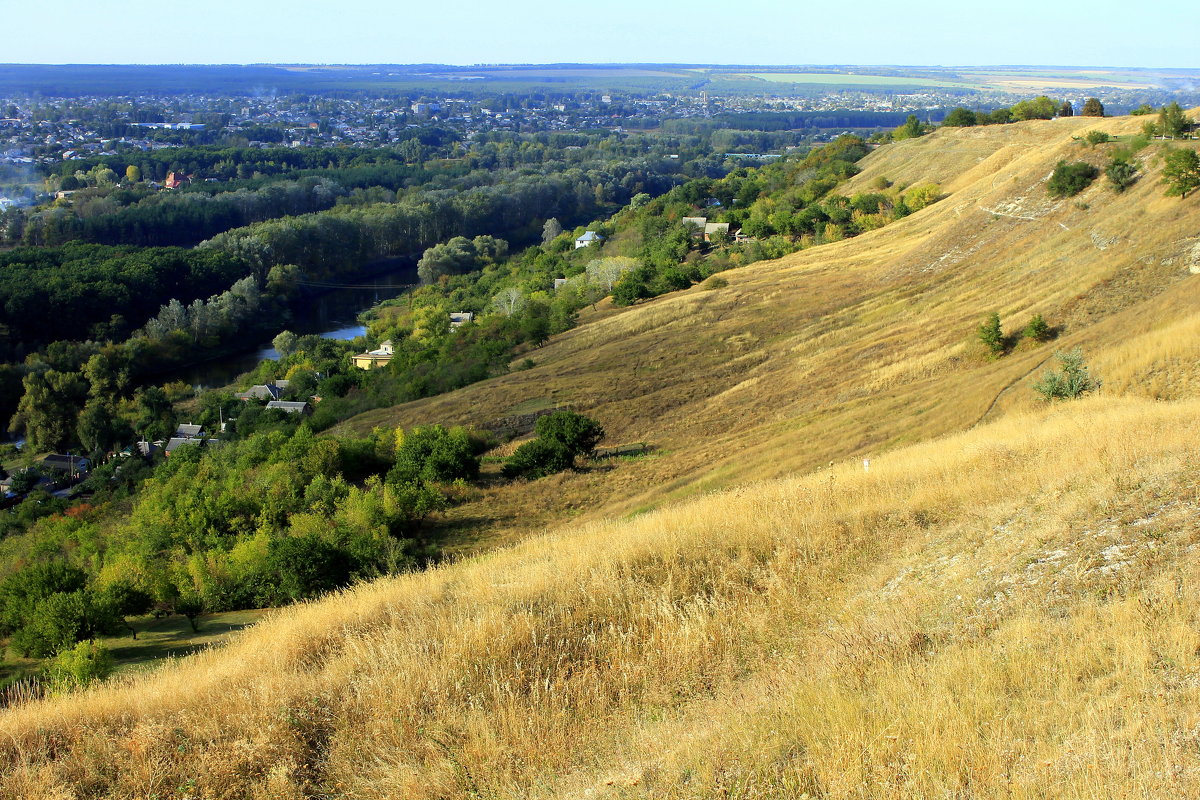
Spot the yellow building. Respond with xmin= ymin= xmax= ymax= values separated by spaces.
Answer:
xmin=352 ymin=340 xmax=394 ymax=370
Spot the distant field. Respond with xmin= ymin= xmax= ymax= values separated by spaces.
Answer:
xmin=738 ymin=72 xmax=978 ymax=89
xmin=962 ymin=69 xmax=1160 ymax=90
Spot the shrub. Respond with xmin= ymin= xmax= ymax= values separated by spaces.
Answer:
xmin=388 ymin=425 xmax=480 ymax=485
xmin=1105 ymin=154 xmax=1138 ymax=192
xmin=42 ymin=640 xmax=114 ymax=694
xmin=702 ymin=275 xmax=728 ymax=290
xmin=503 ymin=411 xmax=605 ymax=479
xmin=1023 ymin=313 xmax=1050 ymax=342
xmin=1047 ymin=161 xmax=1099 ymax=198
xmin=1083 ymin=130 xmax=1111 ymax=147
xmin=502 ymin=438 xmax=575 ymax=479
xmin=535 ymin=410 xmax=605 ymax=458
xmin=1033 ymin=349 xmax=1101 ymax=400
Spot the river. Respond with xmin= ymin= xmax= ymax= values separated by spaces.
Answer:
xmin=170 ymin=260 xmax=417 ymax=389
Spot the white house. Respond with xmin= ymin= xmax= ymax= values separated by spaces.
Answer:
xmin=575 ymin=231 xmax=604 ymax=249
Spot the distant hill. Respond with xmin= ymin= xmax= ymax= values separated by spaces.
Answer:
xmin=3 ymin=111 xmax=1200 ymax=798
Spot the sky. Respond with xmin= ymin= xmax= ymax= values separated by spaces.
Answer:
xmin=2 ymin=0 xmax=1196 ymax=67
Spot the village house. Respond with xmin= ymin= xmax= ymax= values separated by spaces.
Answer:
xmin=352 ymin=340 xmax=394 ymax=370
xmin=164 ymin=171 xmax=191 ymax=189
xmin=40 ymin=454 xmax=90 ymax=476
xmin=235 ymin=380 xmax=290 ymax=401
xmin=574 ymin=230 xmax=604 ymax=249
xmin=164 ymin=437 xmax=220 ymax=457
xmin=266 ymin=400 xmax=311 ymax=415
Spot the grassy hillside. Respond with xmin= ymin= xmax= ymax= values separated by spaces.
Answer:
xmin=2 ymin=112 xmax=1199 ymax=798
xmin=336 ymin=112 xmax=1200 ymax=538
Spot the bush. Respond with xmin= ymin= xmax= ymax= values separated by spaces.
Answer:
xmin=1083 ymin=130 xmax=1111 ymax=147
xmin=42 ymin=640 xmax=114 ymax=694
xmin=535 ymin=410 xmax=605 ymax=458
xmin=1033 ymin=349 xmax=1101 ymax=400
xmin=388 ymin=425 xmax=480 ymax=485
xmin=502 ymin=438 xmax=576 ymax=479
xmin=503 ymin=410 xmax=605 ymax=479
xmin=1047 ymin=161 xmax=1099 ymax=198
xmin=1105 ymin=155 xmax=1138 ymax=193
xmin=1023 ymin=314 xmax=1050 ymax=342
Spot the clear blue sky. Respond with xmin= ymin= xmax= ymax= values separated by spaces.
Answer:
xmin=3 ymin=0 xmax=1195 ymax=67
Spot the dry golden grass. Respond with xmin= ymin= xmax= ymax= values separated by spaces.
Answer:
xmin=3 ymin=397 xmax=1200 ymax=798
xmin=5 ymin=114 xmax=1200 ymax=797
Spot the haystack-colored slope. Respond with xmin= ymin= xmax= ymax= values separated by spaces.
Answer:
xmin=336 ymin=113 xmax=1199 ymax=531
xmin=3 ymin=396 xmax=1199 ymax=798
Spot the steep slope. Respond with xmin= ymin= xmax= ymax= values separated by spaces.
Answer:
xmin=337 ymin=113 xmax=1200 ymax=532
xmin=3 ymin=115 xmax=1200 ymax=798
xmin=3 ymin=398 xmax=1200 ymax=798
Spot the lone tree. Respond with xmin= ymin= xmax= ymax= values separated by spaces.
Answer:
xmin=1162 ymin=149 xmax=1200 ymax=199
xmin=541 ymin=217 xmax=563 ymax=246
xmin=977 ymin=312 xmax=1005 ymax=357
xmin=1059 ymin=100 xmax=1074 ymax=117
xmin=1033 ymin=349 xmax=1101 ymax=400
xmin=1081 ymin=98 xmax=1104 ymax=117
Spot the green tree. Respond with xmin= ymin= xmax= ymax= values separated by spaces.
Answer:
xmin=893 ymin=114 xmax=927 ymax=140
xmin=1010 ymin=96 xmax=1059 ymax=121
xmin=502 ymin=438 xmax=575 ymax=479
xmin=265 ymin=535 xmax=352 ymax=603
xmin=135 ymin=386 xmax=175 ymax=442
xmin=13 ymin=370 xmax=89 ymax=451
xmin=1158 ymin=102 xmax=1192 ymax=139
xmin=977 ymin=312 xmax=1005 ymax=357
xmin=942 ymin=108 xmax=978 ymax=127
xmin=541 ymin=217 xmax=563 ymax=245
xmin=77 ymin=398 xmax=129 ymax=454
xmin=388 ymin=425 xmax=480 ymax=485
xmin=503 ymin=410 xmax=605 ymax=479
xmin=1033 ymin=348 xmax=1101 ymax=400
xmin=1161 ymin=149 xmax=1200 ymax=199
xmin=1059 ymin=100 xmax=1074 ymax=118
xmin=534 ymin=410 xmax=605 ymax=458
xmin=124 ymin=164 xmax=142 ymax=182
xmin=1081 ymin=98 xmax=1105 ymax=117
xmin=272 ymin=330 xmax=298 ymax=359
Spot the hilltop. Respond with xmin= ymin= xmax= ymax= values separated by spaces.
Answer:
xmin=3 ymin=111 xmax=1200 ymax=798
